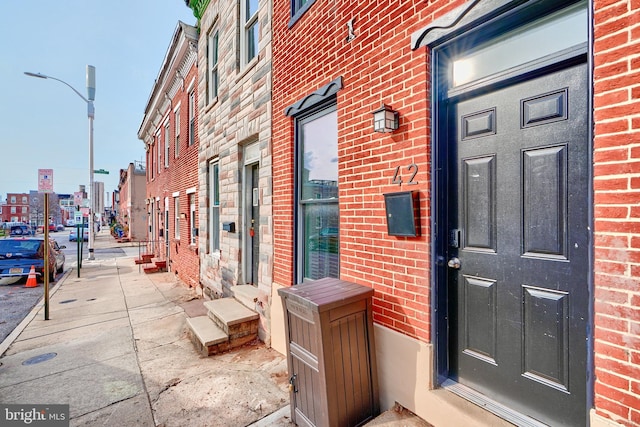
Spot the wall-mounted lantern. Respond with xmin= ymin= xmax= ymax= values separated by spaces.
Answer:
xmin=372 ymin=104 xmax=399 ymax=133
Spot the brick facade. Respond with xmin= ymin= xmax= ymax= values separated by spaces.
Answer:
xmin=272 ymin=0 xmax=433 ymax=344
xmin=1 ymin=193 xmax=30 ymax=223
xmin=139 ymin=22 xmax=200 ymax=289
xmin=268 ymin=1 xmax=640 ymax=426
xmin=593 ymin=0 xmax=640 ymax=424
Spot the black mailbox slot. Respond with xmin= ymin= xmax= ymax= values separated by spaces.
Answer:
xmin=222 ymin=222 xmax=235 ymax=233
xmin=384 ymin=190 xmax=420 ymax=237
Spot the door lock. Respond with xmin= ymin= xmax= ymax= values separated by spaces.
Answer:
xmin=447 ymin=257 xmax=461 ymax=269
xmin=288 ymin=374 xmax=298 ymax=393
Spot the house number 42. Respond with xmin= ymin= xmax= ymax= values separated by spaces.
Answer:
xmin=392 ymin=164 xmax=418 ymax=186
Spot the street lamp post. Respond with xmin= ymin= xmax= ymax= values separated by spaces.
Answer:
xmin=25 ymin=66 xmax=96 ymax=260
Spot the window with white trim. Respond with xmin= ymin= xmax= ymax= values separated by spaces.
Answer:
xmin=164 ymin=121 xmax=170 ymax=168
xmin=240 ymin=0 xmax=259 ymax=68
xmin=208 ymin=159 xmax=220 ymax=252
xmin=157 ymin=134 xmax=161 ymax=174
xmin=174 ymin=107 xmax=180 ymax=158
xmin=207 ymin=28 xmax=219 ymax=103
xmin=188 ymin=90 xmax=195 ymax=146
xmin=174 ymin=196 xmax=180 ymax=239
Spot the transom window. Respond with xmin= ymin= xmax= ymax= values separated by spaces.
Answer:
xmin=452 ymin=1 xmax=587 ymax=87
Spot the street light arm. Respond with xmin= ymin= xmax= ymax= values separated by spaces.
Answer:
xmin=24 ymin=71 xmax=90 ymax=104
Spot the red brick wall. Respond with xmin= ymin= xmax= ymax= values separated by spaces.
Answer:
xmin=272 ymin=1 xmax=460 ymax=341
xmin=146 ymin=63 xmax=200 ymax=289
xmin=593 ymin=0 xmax=640 ymax=424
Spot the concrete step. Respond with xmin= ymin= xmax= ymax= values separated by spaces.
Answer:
xmin=143 ymin=266 xmax=160 ymax=274
xmin=186 ymin=316 xmax=229 ymax=356
xmin=155 ymin=260 xmax=167 ymax=271
xmin=204 ymin=299 xmax=259 ymax=348
xmin=230 ymin=284 xmax=259 ymax=311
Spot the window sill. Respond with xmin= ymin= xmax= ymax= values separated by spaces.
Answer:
xmin=236 ymin=57 xmax=259 ymax=84
xmin=204 ymin=96 xmax=219 ymax=115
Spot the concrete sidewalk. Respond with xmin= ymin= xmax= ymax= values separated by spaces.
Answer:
xmin=0 ymin=231 xmax=291 ymax=426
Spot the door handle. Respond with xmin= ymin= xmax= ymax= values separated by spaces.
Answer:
xmin=447 ymin=257 xmax=461 ymax=269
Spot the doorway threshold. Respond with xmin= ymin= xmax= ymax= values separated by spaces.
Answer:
xmin=441 ymin=379 xmax=549 ymax=427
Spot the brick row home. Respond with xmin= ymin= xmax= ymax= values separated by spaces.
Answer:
xmin=174 ymin=0 xmax=639 ymax=425
xmin=1 ymin=193 xmax=30 ymax=223
xmin=265 ymin=1 xmax=640 ymax=427
xmin=138 ymin=21 xmax=200 ymax=288
xmin=185 ymin=0 xmax=274 ymax=343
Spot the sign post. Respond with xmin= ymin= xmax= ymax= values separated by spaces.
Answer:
xmin=38 ymin=169 xmax=53 ymax=320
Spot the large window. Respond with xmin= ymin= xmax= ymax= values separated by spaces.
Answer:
xmin=174 ymin=105 xmax=181 ymax=158
xmin=296 ymin=105 xmax=339 ymax=282
xmin=188 ymin=90 xmax=195 ymax=146
xmin=240 ymin=0 xmax=259 ymax=67
xmin=208 ymin=159 xmax=220 ymax=253
xmin=207 ymin=29 xmax=219 ymax=103
xmin=174 ymin=196 xmax=180 ymax=240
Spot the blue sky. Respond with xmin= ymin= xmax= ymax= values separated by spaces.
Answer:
xmin=0 ymin=1 xmax=196 ymax=204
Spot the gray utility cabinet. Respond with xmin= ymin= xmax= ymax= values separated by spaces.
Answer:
xmin=278 ymin=277 xmax=379 ymax=427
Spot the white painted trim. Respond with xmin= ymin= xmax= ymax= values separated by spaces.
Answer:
xmin=172 ymin=191 xmax=180 ymax=197
xmin=186 ymin=187 xmax=196 ymax=194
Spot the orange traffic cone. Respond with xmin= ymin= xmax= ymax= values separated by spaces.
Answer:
xmin=25 ymin=265 xmax=38 ymax=288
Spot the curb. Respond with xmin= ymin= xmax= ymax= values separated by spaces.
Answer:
xmin=0 ymin=268 xmax=71 ymax=357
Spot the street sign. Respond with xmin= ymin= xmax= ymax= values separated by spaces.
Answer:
xmin=94 ymin=169 xmax=109 ymax=174
xmin=38 ymin=169 xmax=54 ymax=193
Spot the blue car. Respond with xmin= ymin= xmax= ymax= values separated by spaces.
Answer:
xmin=69 ymin=223 xmax=89 ymax=242
xmin=0 ymin=237 xmax=65 ymax=284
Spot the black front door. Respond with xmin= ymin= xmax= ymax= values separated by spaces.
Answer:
xmin=447 ymin=62 xmax=589 ymax=426
xmin=250 ymin=163 xmax=259 ymax=285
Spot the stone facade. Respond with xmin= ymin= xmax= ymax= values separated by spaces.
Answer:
xmin=194 ymin=0 xmax=273 ymax=343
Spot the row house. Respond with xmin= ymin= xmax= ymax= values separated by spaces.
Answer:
xmin=1 ymin=193 xmax=30 ymax=223
xmin=187 ymin=0 xmax=274 ymax=343
xmin=177 ymin=0 xmax=639 ymax=426
xmin=138 ymin=21 xmax=200 ymax=289
xmin=117 ymin=162 xmax=147 ymax=241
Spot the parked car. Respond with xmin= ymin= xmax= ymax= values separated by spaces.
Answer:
xmin=56 ymin=224 xmax=65 ymax=231
xmin=49 ymin=223 xmax=57 ymax=232
xmin=9 ymin=224 xmax=34 ymax=236
xmin=0 ymin=236 xmax=65 ymax=283
xmin=69 ymin=223 xmax=89 ymax=242
xmin=65 ymin=219 xmax=75 ymax=227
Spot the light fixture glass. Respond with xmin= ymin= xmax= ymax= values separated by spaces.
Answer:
xmin=372 ymin=104 xmax=399 ymax=133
